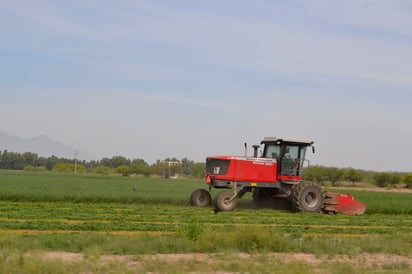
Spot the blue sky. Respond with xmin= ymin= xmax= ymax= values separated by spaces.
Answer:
xmin=1 ymin=1 xmax=411 ymax=171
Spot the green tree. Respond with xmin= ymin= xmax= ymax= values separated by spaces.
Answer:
xmin=117 ymin=165 xmax=131 ymax=176
xmin=403 ymin=173 xmax=412 ymax=188
xmin=373 ymin=173 xmax=401 ymax=187
xmin=37 ymin=156 xmax=48 ymax=168
xmin=91 ymin=165 xmax=116 ymax=175
xmin=302 ymin=166 xmax=328 ymax=184
xmin=46 ymin=156 xmax=59 ymax=170
xmin=131 ymin=158 xmax=147 ymax=165
xmin=0 ymin=150 xmax=23 ymax=170
xmin=373 ymin=173 xmax=389 ymax=187
xmin=150 ymin=160 xmax=165 ymax=176
xmin=343 ymin=168 xmax=363 ymax=185
xmin=131 ymin=162 xmax=151 ymax=177
xmin=191 ymin=162 xmax=206 ymax=179
xmin=21 ymin=152 xmax=38 ymax=167
xmin=181 ymin=158 xmax=195 ymax=175
xmin=388 ymin=173 xmax=401 ymax=187
xmin=325 ymin=167 xmax=344 ymax=186
xmin=100 ymin=156 xmax=131 ymax=168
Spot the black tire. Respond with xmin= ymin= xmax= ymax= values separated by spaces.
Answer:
xmin=190 ymin=189 xmax=211 ymax=207
xmin=214 ymin=190 xmax=237 ymax=211
xmin=290 ymin=181 xmax=324 ymax=213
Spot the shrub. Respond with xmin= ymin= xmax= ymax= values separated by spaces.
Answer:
xmin=116 ymin=165 xmax=131 ymax=176
xmin=53 ymin=163 xmax=86 ymax=173
xmin=190 ymin=163 xmax=206 ymax=179
xmin=131 ymin=163 xmax=151 ymax=177
xmin=24 ymin=165 xmax=47 ymax=172
xmin=388 ymin=174 xmax=401 ymax=187
xmin=302 ymin=166 xmax=328 ymax=184
xmin=373 ymin=173 xmax=401 ymax=187
xmin=24 ymin=165 xmax=35 ymax=172
xmin=343 ymin=168 xmax=363 ymax=185
xmin=90 ymin=166 xmax=116 ymax=175
xmin=403 ymin=173 xmax=412 ymax=188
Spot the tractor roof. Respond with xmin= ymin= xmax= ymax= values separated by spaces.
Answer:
xmin=261 ymin=137 xmax=314 ymax=146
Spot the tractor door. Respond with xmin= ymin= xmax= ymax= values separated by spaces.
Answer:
xmin=279 ymin=144 xmax=308 ymax=177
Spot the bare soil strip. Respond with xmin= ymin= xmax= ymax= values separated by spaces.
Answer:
xmin=40 ymin=251 xmax=412 ymax=269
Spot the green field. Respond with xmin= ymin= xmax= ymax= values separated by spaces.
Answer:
xmin=1 ymin=170 xmax=412 ymax=273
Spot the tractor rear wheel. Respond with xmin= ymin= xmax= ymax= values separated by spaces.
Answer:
xmin=214 ymin=190 xmax=237 ymax=211
xmin=290 ymin=181 xmax=323 ymax=213
xmin=190 ymin=189 xmax=211 ymax=207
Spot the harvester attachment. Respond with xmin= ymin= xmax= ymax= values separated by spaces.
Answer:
xmin=322 ymin=192 xmax=366 ymax=215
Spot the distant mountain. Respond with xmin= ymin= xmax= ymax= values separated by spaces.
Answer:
xmin=0 ymin=132 xmax=86 ymax=159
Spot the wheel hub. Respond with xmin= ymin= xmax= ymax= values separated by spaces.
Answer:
xmin=305 ymin=192 xmax=318 ymax=207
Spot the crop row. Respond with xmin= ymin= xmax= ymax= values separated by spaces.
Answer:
xmin=1 ymin=172 xmax=412 ymax=256
xmin=1 ymin=200 xmax=411 ymax=236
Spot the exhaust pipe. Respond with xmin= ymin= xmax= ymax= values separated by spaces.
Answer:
xmin=252 ymin=145 xmax=260 ymax=157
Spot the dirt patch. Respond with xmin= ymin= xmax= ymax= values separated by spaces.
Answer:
xmin=39 ymin=251 xmax=412 ymax=269
xmin=43 ymin=251 xmax=84 ymax=262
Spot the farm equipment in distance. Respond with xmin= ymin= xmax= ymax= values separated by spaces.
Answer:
xmin=190 ymin=137 xmax=366 ymax=215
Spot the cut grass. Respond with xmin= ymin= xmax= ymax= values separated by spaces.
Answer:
xmin=0 ymin=202 xmax=411 ymax=256
xmin=0 ymin=170 xmax=412 ymax=263
xmin=0 ymin=200 xmax=411 ymax=235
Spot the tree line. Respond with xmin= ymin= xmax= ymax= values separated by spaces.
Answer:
xmin=0 ymin=150 xmax=205 ymax=178
xmin=0 ymin=150 xmax=411 ymax=187
xmin=302 ymin=165 xmax=412 ymax=188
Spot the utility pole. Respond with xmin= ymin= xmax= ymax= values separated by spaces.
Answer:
xmin=74 ymin=151 xmax=79 ymax=175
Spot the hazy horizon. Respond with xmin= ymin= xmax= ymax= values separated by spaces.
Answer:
xmin=1 ymin=1 xmax=411 ymax=172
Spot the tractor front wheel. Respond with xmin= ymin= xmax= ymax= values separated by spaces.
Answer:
xmin=290 ymin=181 xmax=323 ymax=213
xmin=214 ymin=190 xmax=237 ymax=211
xmin=190 ymin=189 xmax=211 ymax=207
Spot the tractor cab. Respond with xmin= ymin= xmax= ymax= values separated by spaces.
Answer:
xmin=260 ymin=137 xmax=314 ymax=180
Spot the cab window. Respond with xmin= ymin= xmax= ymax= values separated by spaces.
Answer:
xmin=264 ymin=145 xmax=281 ymax=159
xmin=284 ymin=145 xmax=299 ymax=159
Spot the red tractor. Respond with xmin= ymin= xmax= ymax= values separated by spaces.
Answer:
xmin=190 ymin=137 xmax=366 ymax=215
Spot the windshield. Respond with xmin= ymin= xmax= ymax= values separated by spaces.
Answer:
xmin=282 ymin=145 xmax=308 ymax=176
xmin=263 ymin=143 xmax=309 ymax=175
xmin=284 ymin=145 xmax=299 ymax=159
xmin=263 ymin=145 xmax=281 ymax=159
